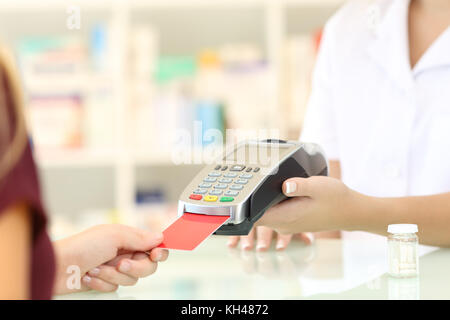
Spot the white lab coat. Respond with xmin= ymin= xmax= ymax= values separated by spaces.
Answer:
xmin=301 ymin=0 xmax=450 ymax=199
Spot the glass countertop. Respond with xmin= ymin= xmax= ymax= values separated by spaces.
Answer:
xmin=56 ymin=236 xmax=449 ymax=300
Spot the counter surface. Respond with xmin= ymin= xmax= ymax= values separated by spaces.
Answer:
xmin=56 ymin=236 xmax=448 ymax=300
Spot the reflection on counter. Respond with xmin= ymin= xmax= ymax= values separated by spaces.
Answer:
xmin=55 ymin=237 xmax=444 ymax=300
xmin=309 ymin=242 xmax=450 ymax=300
xmin=388 ymin=277 xmax=420 ymax=300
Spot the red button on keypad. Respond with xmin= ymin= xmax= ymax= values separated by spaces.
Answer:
xmin=189 ymin=194 xmax=202 ymax=200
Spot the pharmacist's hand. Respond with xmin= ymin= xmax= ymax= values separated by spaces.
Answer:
xmin=256 ymin=176 xmax=353 ymax=234
xmin=227 ymin=227 xmax=314 ymax=251
xmin=53 ymin=224 xmax=169 ymax=295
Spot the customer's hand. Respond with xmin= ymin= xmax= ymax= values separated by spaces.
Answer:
xmin=53 ymin=224 xmax=168 ymax=295
xmin=227 ymin=228 xmax=314 ymax=251
xmin=256 ymin=176 xmax=355 ymax=234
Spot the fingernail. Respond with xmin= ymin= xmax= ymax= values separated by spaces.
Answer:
xmin=82 ymin=275 xmax=91 ymax=283
xmin=119 ymin=260 xmax=131 ymax=272
xmin=241 ymin=243 xmax=251 ymax=251
xmin=256 ymin=243 xmax=267 ymax=251
xmin=285 ymin=181 xmax=297 ymax=194
xmin=305 ymin=232 xmax=314 ymax=244
xmin=227 ymin=241 xmax=234 ymax=247
xmin=276 ymin=241 xmax=286 ymax=251
xmin=89 ymin=268 xmax=100 ymax=276
xmin=155 ymin=251 xmax=163 ymax=261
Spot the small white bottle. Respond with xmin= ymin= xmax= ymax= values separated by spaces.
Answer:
xmin=387 ymin=224 xmax=419 ymax=278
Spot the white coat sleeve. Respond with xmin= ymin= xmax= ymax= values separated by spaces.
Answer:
xmin=300 ymin=22 xmax=340 ymax=161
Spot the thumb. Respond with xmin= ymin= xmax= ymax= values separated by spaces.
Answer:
xmin=282 ymin=177 xmax=316 ymax=197
xmin=114 ymin=225 xmax=163 ymax=252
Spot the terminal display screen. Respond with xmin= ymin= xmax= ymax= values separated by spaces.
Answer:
xmin=223 ymin=143 xmax=291 ymax=165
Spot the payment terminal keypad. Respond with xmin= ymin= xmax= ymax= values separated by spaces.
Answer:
xmin=190 ymin=165 xmax=257 ymax=202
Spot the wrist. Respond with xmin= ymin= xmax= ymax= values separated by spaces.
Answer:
xmin=52 ymin=239 xmax=87 ymax=295
xmin=338 ymin=188 xmax=377 ymax=232
xmin=341 ymin=190 xmax=393 ymax=234
xmin=53 ymin=240 xmax=71 ymax=295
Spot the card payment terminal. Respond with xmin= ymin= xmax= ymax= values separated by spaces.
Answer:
xmin=177 ymin=139 xmax=328 ymax=235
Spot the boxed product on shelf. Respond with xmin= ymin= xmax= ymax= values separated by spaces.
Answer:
xmin=133 ymin=188 xmax=177 ymax=231
xmin=194 ymin=100 xmax=225 ymax=146
xmin=27 ymin=94 xmax=83 ymax=149
xmin=18 ymin=36 xmax=87 ymax=150
xmin=282 ymin=32 xmax=320 ymax=138
xmin=221 ymin=60 xmax=272 ymax=131
xmin=17 ymin=31 xmax=119 ymax=152
xmin=18 ymin=36 xmax=88 ymax=89
xmin=132 ymin=43 xmax=273 ymax=156
xmin=197 ymin=45 xmax=272 ymax=132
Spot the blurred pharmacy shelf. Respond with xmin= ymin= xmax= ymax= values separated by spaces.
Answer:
xmin=0 ymin=0 xmax=345 ymax=10
xmin=37 ymin=149 xmax=223 ymax=168
xmin=0 ymin=0 xmax=343 ymax=227
xmin=36 ymin=149 xmax=118 ymax=168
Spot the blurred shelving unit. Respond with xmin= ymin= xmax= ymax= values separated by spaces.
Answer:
xmin=0 ymin=0 xmax=344 ymax=227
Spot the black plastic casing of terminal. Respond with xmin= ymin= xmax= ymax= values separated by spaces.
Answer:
xmin=214 ymin=141 xmax=328 ymax=236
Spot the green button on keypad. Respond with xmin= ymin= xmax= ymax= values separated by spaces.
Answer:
xmin=220 ymin=197 xmax=234 ymax=202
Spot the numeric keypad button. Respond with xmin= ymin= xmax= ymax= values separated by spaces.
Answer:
xmin=199 ymin=183 xmax=212 ymax=188
xmin=208 ymin=172 xmax=222 ymax=177
xmin=214 ymin=184 xmax=228 ymax=189
xmin=224 ymin=172 xmax=237 ymax=178
xmin=225 ymin=190 xmax=239 ymax=197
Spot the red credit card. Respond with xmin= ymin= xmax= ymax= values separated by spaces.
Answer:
xmin=157 ymin=213 xmax=230 ymax=250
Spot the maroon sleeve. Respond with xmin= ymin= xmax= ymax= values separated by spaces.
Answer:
xmin=0 ymin=67 xmax=55 ymax=299
xmin=0 ymin=141 xmax=56 ymax=299
xmin=0 ymin=142 xmax=47 ymax=240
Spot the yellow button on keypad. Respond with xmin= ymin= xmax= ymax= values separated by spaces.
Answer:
xmin=204 ymin=195 xmax=218 ymax=202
